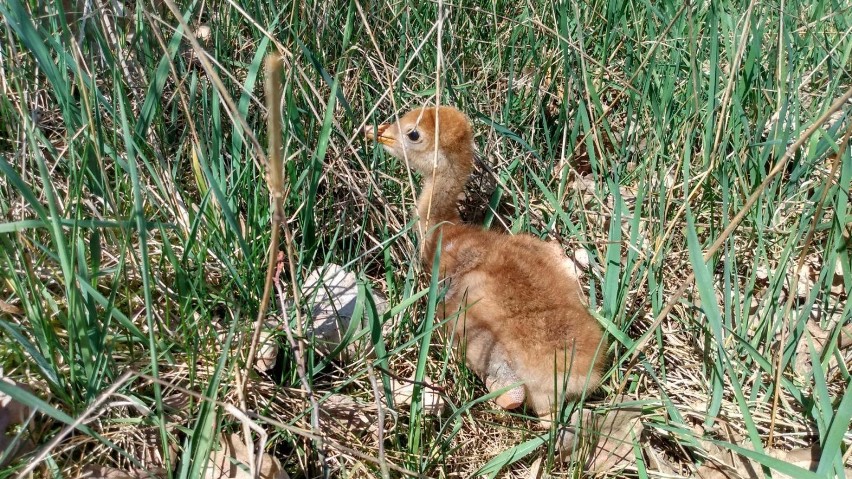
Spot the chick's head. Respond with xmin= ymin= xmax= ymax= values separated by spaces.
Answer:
xmin=366 ymin=106 xmax=474 ymax=177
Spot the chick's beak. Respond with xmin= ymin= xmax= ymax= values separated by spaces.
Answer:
xmin=363 ymin=123 xmax=395 ymax=145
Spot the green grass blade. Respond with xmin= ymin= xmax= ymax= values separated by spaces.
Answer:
xmin=408 ymin=234 xmax=441 ymax=465
xmin=473 ymin=434 xmax=548 ymax=478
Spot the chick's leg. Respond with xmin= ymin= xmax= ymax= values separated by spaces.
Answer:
xmin=460 ymin=327 xmax=525 ymax=410
xmin=484 ymin=345 xmax=526 ymax=409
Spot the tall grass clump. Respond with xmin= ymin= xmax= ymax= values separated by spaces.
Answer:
xmin=0 ymin=0 xmax=850 ymax=477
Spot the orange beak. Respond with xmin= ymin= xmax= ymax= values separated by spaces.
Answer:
xmin=364 ymin=123 xmax=395 ymax=145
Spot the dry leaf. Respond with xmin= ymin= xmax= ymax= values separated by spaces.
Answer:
xmin=768 ymin=446 xmax=818 ymax=478
xmin=79 ymin=465 xmax=151 ymax=479
xmin=0 ymin=377 xmax=35 ymax=467
xmin=583 ymin=406 xmax=644 ymax=473
xmin=767 ymin=444 xmax=852 ymax=479
xmin=203 ymin=433 xmax=288 ymax=479
xmin=760 ymin=97 xmax=845 ymax=140
xmin=788 ymin=264 xmax=815 ymax=299
xmin=134 ymin=426 xmax=178 ymax=474
xmin=830 ymin=258 xmax=848 ymax=298
xmin=696 ymin=460 xmax=754 ymax=479
xmin=696 ymin=442 xmax=852 ymax=479
xmin=748 ymin=296 xmax=761 ymax=315
xmin=663 ymin=171 xmax=676 ymax=189
xmin=695 ymin=430 xmax=760 ymax=479
xmin=571 ymin=174 xmax=596 ymax=192
xmin=162 ymin=392 xmax=191 ymax=418
xmin=838 ymin=324 xmax=852 ymax=350
xmin=554 ymin=402 xmax=644 ymax=472
xmin=526 ymin=456 xmax=544 ymax=479
xmin=0 ymin=300 xmax=23 ymax=316
xmin=755 ymin=266 xmax=770 ymax=282
xmin=644 ymin=444 xmax=678 ymax=476
xmin=317 ymin=394 xmax=378 ymax=438
xmin=793 ymin=321 xmax=831 ymax=379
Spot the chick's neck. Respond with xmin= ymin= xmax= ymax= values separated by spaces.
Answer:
xmin=417 ymin=168 xmax=465 ymax=223
xmin=415 ymin=159 xmax=470 ymax=265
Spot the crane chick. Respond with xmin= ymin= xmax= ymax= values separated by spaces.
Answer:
xmin=364 ymin=106 xmax=607 ymax=419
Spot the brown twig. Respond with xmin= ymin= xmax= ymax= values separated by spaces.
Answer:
xmin=365 ymin=362 xmax=390 ymax=479
xmin=273 ymin=270 xmax=326 ymax=470
xmin=257 ymin=54 xmax=322 ymax=461
xmin=242 ymin=54 xmax=286 ymax=396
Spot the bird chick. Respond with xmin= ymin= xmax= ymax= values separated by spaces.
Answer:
xmin=365 ymin=106 xmax=607 ymax=419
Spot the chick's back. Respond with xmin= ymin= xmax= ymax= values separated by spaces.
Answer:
xmin=440 ymin=227 xmax=607 ymax=411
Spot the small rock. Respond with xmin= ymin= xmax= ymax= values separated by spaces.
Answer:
xmin=391 ymin=377 xmax=445 ymax=416
xmin=254 ymin=331 xmax=278 ymax=372
xmin=573 ymin=249 xmax=590 ymax=270
xmin=196 ymin=25 xmax=211 ymax=44
xmin=663 ymin=171 xmax=676 ymax=189
xmin=302 ymin=264 xmax=388 ymax=357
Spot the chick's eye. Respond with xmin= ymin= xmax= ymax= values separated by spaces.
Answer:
xmin=406 ymin=130 xmax=421 ymax=142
